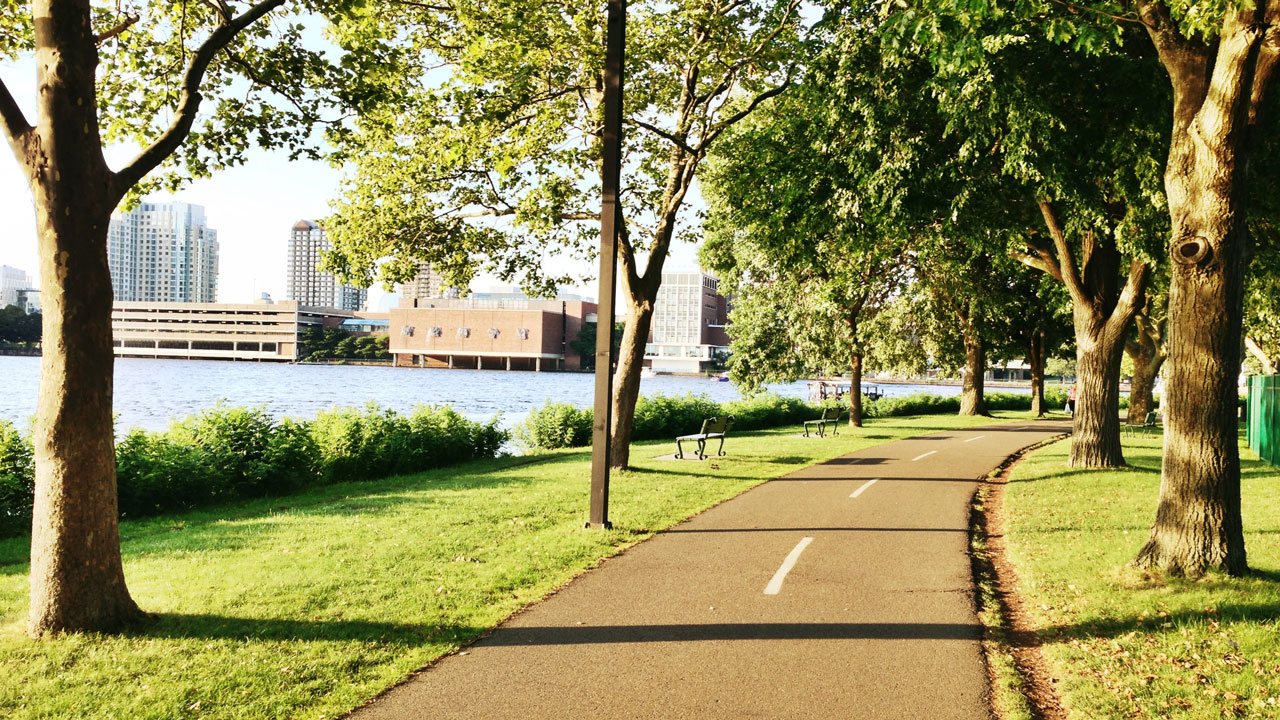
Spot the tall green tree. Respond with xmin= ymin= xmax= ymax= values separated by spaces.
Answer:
xmin=891 ymin=0 xmax=1280 ymax=578
xmin=323 ymin=0 xmax=807 ymax=468
xmin=699 ymin=35 xmax=907 ymax=426
xmin=0 ymin=0 xmax=354 ymax=635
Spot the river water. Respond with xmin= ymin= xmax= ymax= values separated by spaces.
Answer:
xmin=0 ymin=356 xmax=1030 ymax=432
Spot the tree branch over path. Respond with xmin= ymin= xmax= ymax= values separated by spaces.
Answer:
xmin=0 ymin=77 xmax=32 ymax=166
xmin=113 ymin=0 xmax=287 ymax=194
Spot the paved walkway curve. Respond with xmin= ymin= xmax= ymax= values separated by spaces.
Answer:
xmin=348 ymin=419 xmax=1071 ymax=720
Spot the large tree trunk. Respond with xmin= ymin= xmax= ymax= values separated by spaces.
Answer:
xmin=1029 ymin=329 xmax=1046 ymax=417
xmin=608 ymin=293 xmax=655 ymax=470
xmin=1131 ymin=7 xmax=1270 ymax=576
xmin=24 ymin=0 xmax=140 ymax=635
xmin=1071 ymin=319 xmax=1127 ymax=467
xmin=959 ymin=329 xmax=986 ymax=416
xmin=1125 ymin=340 xmax=1165 ymax=424
xmin=848 ymin=351 xmax=864 ymax=427
xmin=1023 ymin=202 xmax=1147 ymax=468
xmin=1125 ymin=299 xmax=1166 ymax=424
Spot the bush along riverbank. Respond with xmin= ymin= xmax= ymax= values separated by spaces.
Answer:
xmin=0 ymin=403 xmax=507 ymax=537
xmin=515 ymin=389 xmax=1071 ymax=450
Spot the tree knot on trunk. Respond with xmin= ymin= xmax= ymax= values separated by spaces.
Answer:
xmin=1172 ymin=236 xmax=1211 ymax=267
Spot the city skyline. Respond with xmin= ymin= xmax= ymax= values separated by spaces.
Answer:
xmin=0 ymin=60 xmax=703 ymax=312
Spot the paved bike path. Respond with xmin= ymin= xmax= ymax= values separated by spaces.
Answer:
xmin=349 ymin=419 xmax=1070 ymax=719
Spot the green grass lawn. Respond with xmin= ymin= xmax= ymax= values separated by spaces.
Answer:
xmin=1003 ymin=429 xmax=1280 ymax=719
xmin=0 ymin=411 xmax=1030 ymax=720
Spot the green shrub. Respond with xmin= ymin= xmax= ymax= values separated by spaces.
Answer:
xmin=311 ymin=403 xmax=507 ymax=482
xmin=2 ymin=403 xmax=508 ymax=538
xmin=631 ymin=394 xmax=721 ymax=440
xmin=0 ymin=420 xmax=33 ymax=535
xmin=514 ymin=402 xmax=592 ymax=450
xmin=723 ymin=393 xmax=819 ymax=430
xmin=116 ymin=428 xmax=218 ymax=516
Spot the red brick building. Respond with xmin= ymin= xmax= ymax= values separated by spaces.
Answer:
xmin=389 ymin=297 xmax=596 ymax=371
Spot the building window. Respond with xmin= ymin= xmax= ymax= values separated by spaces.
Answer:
xmin=429 ymin=326 xmax=442 ymax=337
xmin=488 ymin=327 xmax=500 ymax=339
xmin=458 ymin=327 xmax=470 ymax=338
xmin=517 ymin=328 xmax=530 ymax=340
xmin=402 ymin=325 xmax=415 ymax=337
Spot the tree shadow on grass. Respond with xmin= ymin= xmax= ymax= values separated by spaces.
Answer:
xmin=1024 ymin=599 xmax=1280 ymax=647
xmin=126 ymin=612 xmax=482 ymax=646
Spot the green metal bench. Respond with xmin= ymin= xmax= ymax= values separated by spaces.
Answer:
xmin=675 ymin=416 xmax=734 ymax=460
xmin=1123 ymin=411 xmax=1160 ymax=436
xmin=803 ymin=407 xmax=842 ymax=438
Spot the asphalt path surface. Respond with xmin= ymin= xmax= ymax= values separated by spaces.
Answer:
xmin=349 ymin=419 xmax=1071 ymax=720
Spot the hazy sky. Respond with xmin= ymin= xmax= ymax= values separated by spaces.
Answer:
xmin=0 ymin=59 xmax=702 ymax=312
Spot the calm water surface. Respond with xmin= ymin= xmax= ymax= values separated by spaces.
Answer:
xmin=0 ymin=356 xmax=1025 ymax=432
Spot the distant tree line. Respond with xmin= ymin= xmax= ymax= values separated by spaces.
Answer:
xmin=299 ymin=326 xmax=390 ymax=362
xmin=0 ymin=306 xmax=40 ymax=345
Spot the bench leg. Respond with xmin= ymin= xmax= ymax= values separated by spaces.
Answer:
xmin=697 ymin=438 xmax=707 ymax=460
xmin=716 ymin=435 xmax=726 ymax=457
xmin=675 ymin=437 xmax=685 ymax=460
xmin=803 ymin=424 xmax=811 ymax=438
xmin=830 ymin=420 xmax=838 ymax=437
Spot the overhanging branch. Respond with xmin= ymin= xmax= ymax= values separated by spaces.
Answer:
xmin=0 ymin=78 xmax=33 ymax=171
xmin=113 ymin=0 xmax=288 ymax=196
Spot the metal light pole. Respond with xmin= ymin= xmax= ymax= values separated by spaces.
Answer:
xmin=587 ymin=0 xmax=625 ymax=530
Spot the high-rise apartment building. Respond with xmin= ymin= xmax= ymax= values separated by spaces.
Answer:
xmin=0 ymin=265 xmax=31 ymax=309
xmin=398 ymin=262 xmax=453 ymax=300
xmin=645 ymin=270 xmax=730 ymax=373
xmin=287 ymin=220 xmax=367 ymax=311
xmin=108 ymin=202 xmax=218 ymax=302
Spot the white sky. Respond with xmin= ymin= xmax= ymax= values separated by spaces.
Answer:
xmin=0 ymin=60 xmax=702 ymax=313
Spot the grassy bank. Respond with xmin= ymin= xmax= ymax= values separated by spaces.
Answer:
xmin=1 ymin=411 xmax=1030 ymax=720
xmin=1001 ymin=431 xmax=1280 ymax=719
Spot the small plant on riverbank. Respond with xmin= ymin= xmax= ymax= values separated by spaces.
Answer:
xmin=516 ymin=392 xmax=818 ymax=451
xmin=0 ymin=404 xmax=509 ymax=537
xmin=514 ymin=402 xmax=592 ymax=450
xmin=0 ymin=421 xmax=32 ymax=536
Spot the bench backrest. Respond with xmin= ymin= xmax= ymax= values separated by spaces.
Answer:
xmin=821 ymin=407 xmax=841 ymax=421
xmin=1143 ymin=411 xmax=1158 ymax=426
xmin=701 ymin=416 xmax=732 ymax=434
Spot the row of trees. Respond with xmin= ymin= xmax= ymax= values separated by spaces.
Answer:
xmin=1 ymin=0 xmax=1276 ymax=636
xmin=0 ymin=306 xmax=40 ymax=345
xmin=298 ymin=326 xmax=390 ymax=361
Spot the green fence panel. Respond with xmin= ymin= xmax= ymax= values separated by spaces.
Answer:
xmin=1248 ymin=374 xmax=1280 ymax=467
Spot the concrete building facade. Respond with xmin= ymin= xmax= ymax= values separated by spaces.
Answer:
xmin=0 ymin=265 xmax=31 ymax=309
xmin=287 ymin=221 xmax=367 ymax=311
xmin=645 ymin=270 xmax=730 ymax=373
xmin=111 ymin=300 xmax=363 ymax=362
xmin=108 ymin=202 xmax=219 ymax=302
xmin=389 ymin=296 xmax=596 ymax=371
xmin=399 ymin=262 xmax=458 ymax=300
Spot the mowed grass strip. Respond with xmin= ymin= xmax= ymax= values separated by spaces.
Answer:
xmin=0 ymin=412 xmax=1028 ymax=720
xmin=1003 ymin=430 xmax=1280 ymax=719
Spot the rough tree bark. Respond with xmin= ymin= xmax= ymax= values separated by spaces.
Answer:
xmin=848 ymin=350 xmax=864 ymax=427
xmin=609 ymin=289 xmax=657 ymax=469
xmin=959 ymin=320 xmax=987 ymax=416
xmin=0 ymin=0 xmax=289 ymax=635
xmin=1131 ymin=1 xmax=1279 ymax=576
xmin=1125 ymin=305 xmax=1166 ymax=423
xmin=1014 ymin=201 xmax=1148 ymax=467
xmin=1029 ymin=329 xmax=1047 ymax=416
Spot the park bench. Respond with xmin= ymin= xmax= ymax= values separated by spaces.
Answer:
xmin=803 ymin=407 xmax=842 ymax=438
xmin=1123 ymin=411 xmax=1160 ymax=436
xmin=675 ymin=416 xmax=734 ymax=460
